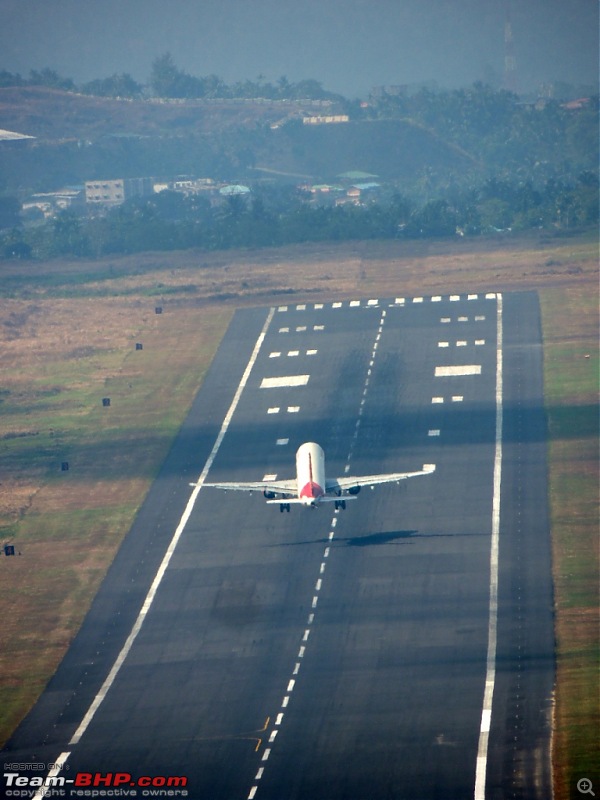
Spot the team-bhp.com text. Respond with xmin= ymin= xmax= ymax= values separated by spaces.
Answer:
xmin=4 ymin=772 xmax=188 ymax=797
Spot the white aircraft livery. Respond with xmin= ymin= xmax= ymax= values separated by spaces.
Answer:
xmin=201 ymin=442 xmax=435 ymax=512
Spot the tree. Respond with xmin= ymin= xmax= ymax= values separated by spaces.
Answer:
xmin=0 ymin=196 xmax=21 ymax=230
xmin=0 ymin=70 xmax=24 ymax=88
xmin=149 ymin=53 xmax=206 ymax=98
xmin=408 ymin=199 xmax=458 ymax=237
xmin=28 ymin=68 xmax=75 ymax=91
xmin=2 ymin=228 xmax=31 ymax=259
xmin=150 ymin=53 xmax=181 ymax=97
xmin=276 ymin=76 xmax=291 ymax=98
xmin=80 ymin=73 xmax=142 ymax=99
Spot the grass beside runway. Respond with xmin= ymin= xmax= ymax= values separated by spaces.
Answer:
xmin=540 ymin=284 xmax=599 ymax=799
xmin=0 ymin=296 xmax=231 ymax=740
xmin=0 ymin=232 xmax=597 ymax=800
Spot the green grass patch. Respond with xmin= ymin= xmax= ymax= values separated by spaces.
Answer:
xmin=0 ymin=297 xmax=232 ymax=743
xmin=540 ymin=284 xmax=600 ymax=799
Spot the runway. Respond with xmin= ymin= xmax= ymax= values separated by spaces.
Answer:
xmin=2 ymin=292 xmax=554 ymax=800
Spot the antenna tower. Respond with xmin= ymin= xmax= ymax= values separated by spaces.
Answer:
xmin=504 ymin=1 xmax=517 ymax=93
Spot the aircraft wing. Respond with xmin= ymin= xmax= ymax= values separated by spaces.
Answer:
xmin=200 ymin=478 xmax=297 ymax=495
xmin=326 ymin=463 xmax=435 ymax=493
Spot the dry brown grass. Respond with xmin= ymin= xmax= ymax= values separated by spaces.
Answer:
xmin=0 ymin=295 xmax=231 ymax=737
xmin=0 ymin=232 xmax=597 ymax=796
xmin=3 ymin=231 xmax=595 ymax=306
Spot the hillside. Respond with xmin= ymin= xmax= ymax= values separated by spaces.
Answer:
xmin=0 ymin=86 xmax=313 ymax=140
xmin=0 ymin=87 xmax=474 ymax=192
xmin=257 ymin=119 xmax=475 ymax=181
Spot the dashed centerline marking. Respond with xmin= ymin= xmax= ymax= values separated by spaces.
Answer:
xmin=249 ymin=302 xmax=427 ymax=800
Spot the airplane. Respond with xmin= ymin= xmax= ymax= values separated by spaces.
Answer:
xmin=199 ymin=441 xmax=435 ymax=512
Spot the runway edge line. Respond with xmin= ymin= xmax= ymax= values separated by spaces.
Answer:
xmin=32 ymin=306 xmax=276 ymax=798
xmin=474 ymin=293 xmax=503 ymax=800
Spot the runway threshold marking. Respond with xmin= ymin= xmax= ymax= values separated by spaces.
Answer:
xmin=260 ymin=375 xmax=309 ymax=388
xmin=35 ymin=306 xmax=276 ymax=792
xmin=435 ymin=365 xmax=482 ymax=377
xmin=474 ymin=293 xmax=503 ymax=800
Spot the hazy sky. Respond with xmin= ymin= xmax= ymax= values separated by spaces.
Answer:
xmin=0 ymin=0 xmax=597 ymax=96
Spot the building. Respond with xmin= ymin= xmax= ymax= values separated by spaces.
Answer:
xmin=218 ymin=184 xmax=251 ymax=197
xmin=85 ymin=177 xmax=154 ymax=206
xmin=154 ymin=178 xmax=217 ymax=196
xmin=302 ymin=115 xmax=349 ymax=125
xmin=22 ymin=187 xmax=85 ymax=219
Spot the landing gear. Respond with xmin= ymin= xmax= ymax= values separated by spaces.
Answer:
xmin=279 ymin=503 xmax=291 ymax=513
xmin=334 ymin=499 xmax=346 ymax=511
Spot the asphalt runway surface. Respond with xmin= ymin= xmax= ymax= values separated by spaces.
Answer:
xmin=2 ymin=291 xmax=554 ymax=800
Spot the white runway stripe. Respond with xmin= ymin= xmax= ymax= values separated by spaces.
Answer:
xmin=67 ymin=306 xmax=276 ymax=748
xmin=474 ymin=293 xmax=503 ymax=799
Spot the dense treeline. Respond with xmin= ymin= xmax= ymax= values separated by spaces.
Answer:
xmin=0 ymin=56 xmax=340 ymax=102
xmin=148 ymin=53 xmax=338 ymax=101
xmin=2 ymin=173 xmax=596 ymax=260
xmin=0 ymin=60 xmax=597 ymax=258
xmin=365 ymin=84 xmax=598 ymax=184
